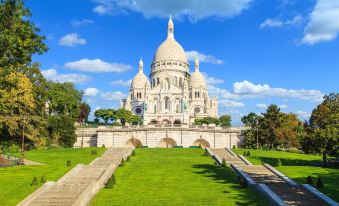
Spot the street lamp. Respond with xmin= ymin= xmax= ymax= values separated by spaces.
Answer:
xmin=20 ymin=115 xmax=27 ymax=165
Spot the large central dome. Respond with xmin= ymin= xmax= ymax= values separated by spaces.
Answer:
xmin=151 ymin=16 xmax=189 ymax=74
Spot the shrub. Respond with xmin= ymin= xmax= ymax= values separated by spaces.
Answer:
xmin=105 ymin=175 xmax=116 ymax=189
xmin=222 ymin=159 xmax=227 ymax=167
xmin=246 ymin=151 xmax=251 ymax=156
xmin=243 ymin=151 xmax=247 ymax=156
xmin=91 ymin=150 xmax=97 ymax=155
xmin=275 ymin=158 xmax=282 ymax=167
xmin=316 ymin=177 xmax=324 ymax=188
xmin=307 ymin=175 xmax=313 ymax=185
xmin=132 ymin=150 xmax=136 ymax=156
xmin=102 ymin=144 xmax=105 ymax=148
xmin=40 ymin=176 xmax=46 ymax=183
xmin=120 ymin=159 xmax=125 ymax=166
xmin=31 ymin=177 xmax=38 ymax=186
xmin=232 ymin=145 xmax=236 ymax=150
xmin=67 ymin=160 xmax=71 ymax=167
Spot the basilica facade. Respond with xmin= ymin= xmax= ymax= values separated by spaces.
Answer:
xmin=121 ymin=17 xmax=218 ymax=125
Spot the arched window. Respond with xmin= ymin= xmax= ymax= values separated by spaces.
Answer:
xmin=164 ymin=97 xmax=170 ymax=109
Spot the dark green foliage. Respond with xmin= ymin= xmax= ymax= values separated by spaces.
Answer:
xmin=31 ymin=177 xmax=38 ymax=186
xmin=275 ymin=158 xmax=282 ymax=166
xmin=40 ymin=176 xmax=46 ymax=183
xmin=132 ymin=150 xmax=136 ymax=156
xmin=316 ymin=177 xmax=324 ymax=188
xmin=222 ymin=159 xmax=227 ymax=167
xmin=91 ymin=150 xmax=97 ymax=155
xmin=307 ymin=175 xmax=313 ymax=185
xmin=246 ymin=151 xmax=251 ymax=157
xmin=105 ymin=175 xmax=116 ymax=189
xmin=120 ymin=159 xmax=125 ymax=166
xmin=66 ymin=160 xmax=71 ymax=167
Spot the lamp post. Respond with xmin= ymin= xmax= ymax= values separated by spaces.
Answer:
xmin=20 ymin=115 xmax=27 ymax=165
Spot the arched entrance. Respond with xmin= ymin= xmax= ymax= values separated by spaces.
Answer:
xmin=162 ymin=119 xmax=171 ymax=125
xmin=126 ymin=138 xmax=143 ymax=148
xmin=157 ymin=138 xmax=177 ymax=148
xmin=173 ymin=119 xmax=181 ymax=125
xmin=193 ymin=139 xmax=211 ymax=148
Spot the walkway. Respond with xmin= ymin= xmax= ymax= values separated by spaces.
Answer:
xmin=212 ymin=148 xmax=329 ymax=206
xmin=18 ymin=147 xmax=133 ymax=206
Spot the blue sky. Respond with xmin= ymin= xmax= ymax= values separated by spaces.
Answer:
xmin=27 ymin=0 xmax=339 ymax=125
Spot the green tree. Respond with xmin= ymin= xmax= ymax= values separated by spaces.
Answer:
xmin=219 ymin=115 xmax=231 ymax=127
xmin=0 ymin=0 xmax=47 ymax=69
xmin=307 ymin=93 xmax=339 ymax=166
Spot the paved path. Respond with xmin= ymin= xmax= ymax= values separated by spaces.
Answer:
xmin=212 ymin=148 xmax=329 ymax=206
xmin=18 ymin=147 xmax=133 ymax=206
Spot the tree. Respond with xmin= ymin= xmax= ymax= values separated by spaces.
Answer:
xmin=306 ymin=93 xmax=339 ymax=166
xmin=0 ymin=0 xmax=47 ymax=69
xmin=46 ymin=82 xmax=83 ymax=119
xmin=78 ymin=102 xmax=91 ymax=124
xmin=219 ymin=115 xmax=231 ymax=127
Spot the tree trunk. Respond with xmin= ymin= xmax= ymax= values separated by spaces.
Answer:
xmin=322 ymin=151 xmax=327 ymax=167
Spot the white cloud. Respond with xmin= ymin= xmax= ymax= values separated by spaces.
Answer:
xmin=220 ymin=100 xmax=245 ymax=108
xmin=64 ymin=59 xmax=132 ymax=73
xmin=84 ymin=88 xmax=99 ymax=97
xmin=297 ymin=110 xmax=311 ymax=120
xmin=302 ymin=0 xmax=339 ymax=44
xmin=256 ymin=103 xmax=268 ymax=109
xmin=70 ymin=19 xmax=94 ymax=27
xmin=110 ymin=79 xmax=132 ymax=87
xmin=101 ymin=91 xmax=126 ymax=101
xmin=41 ymin=69 xmax=91 ymax=83
xmin=92 ymin=0 xmax=252 ymax=21
xmin=185 ymin=50 xmax=223 ymax=64
xmin=232 ymin=80 xmax=323 ymax=102
xmin=260 ymin=15 xmax=303 ymax=28
xmin=202 ymin=73 xmax=224 ymax=85
xmin=59 ymin=33 xmax=87 ymax=47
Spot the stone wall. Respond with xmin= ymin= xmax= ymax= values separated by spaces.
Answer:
xmin=75 ymin=126 xmax=247 ymax=149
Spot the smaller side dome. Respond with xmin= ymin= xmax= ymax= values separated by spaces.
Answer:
xmin=131 ymin=58 xmax=149 ymax=88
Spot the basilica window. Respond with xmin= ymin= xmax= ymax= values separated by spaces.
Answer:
xmin=164 ymin=97 xmax=170 ymax=109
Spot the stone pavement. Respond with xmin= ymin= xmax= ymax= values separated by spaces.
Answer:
xmin=212 ymin=148 xmax=330 ymax=206
xmin=18 ymin=147 xmax=133 ymax=206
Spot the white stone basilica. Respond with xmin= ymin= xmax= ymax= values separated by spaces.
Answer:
xmin=121 ymin=17 xmax=218 ymax=125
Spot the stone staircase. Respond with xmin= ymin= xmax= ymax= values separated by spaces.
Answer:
xmin=18 ymin=147 xmax=133 ymax=206
xmin=212 ymin=148 xmax=332 ymax=206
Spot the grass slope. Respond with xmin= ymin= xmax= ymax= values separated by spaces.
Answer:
xmin=91 ymin=148 xmax=267 ymax=206
xmin=234 ymin=148 xmax=339 ymax=202
xmin=0 ymin=147 xmax=105 ymax=206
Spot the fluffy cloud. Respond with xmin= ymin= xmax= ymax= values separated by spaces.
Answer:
xmin=302 ymin=0 xmax=339 ymax=44
xmin=202 ymin=73 xmax=224 ymax=85
xmin=101 ymin=91 xmax=126 ymax=101
xmin=59 ymin=33 xmax=87 ymax=47
xmin=84 ymin=88 xmax=99 ymax=97
xmin=260 ymin=15 xmax=303 ymax=28
xmin=220 ymin=100 xmax=245 ymax=108
xmin=41 ymin=69 xmax=91 ymax=83
xmin=70 ymin=19 xmax=94 ymax=27
xmin=110 ymin=79 xmax=132 ymax=87
xmin=233 ymin=80 xmax=323 ymax=102
xmin=185 ymin=50 xmax=223 ymax=64
xmin=64 ymin=59 xmax=132 ymax=73
xmin=92 ymin=0 xmax=252 ymax=21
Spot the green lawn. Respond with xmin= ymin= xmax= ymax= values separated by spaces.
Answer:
xmin=91 ymin=148 xmax=267 ymax=206
xmin=234 ymin=148 xmax=339 ymax=202
xmin=0 ymin=147 xmax=106 ymax=206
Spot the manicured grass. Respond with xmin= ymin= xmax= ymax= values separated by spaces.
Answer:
xmin=0 ymin=147 xmax=105 ymax=206
xmin=91 ymin=148 xmax=267 ymax=206
xmin=234 ymin=148 xmax=339 ymax=202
